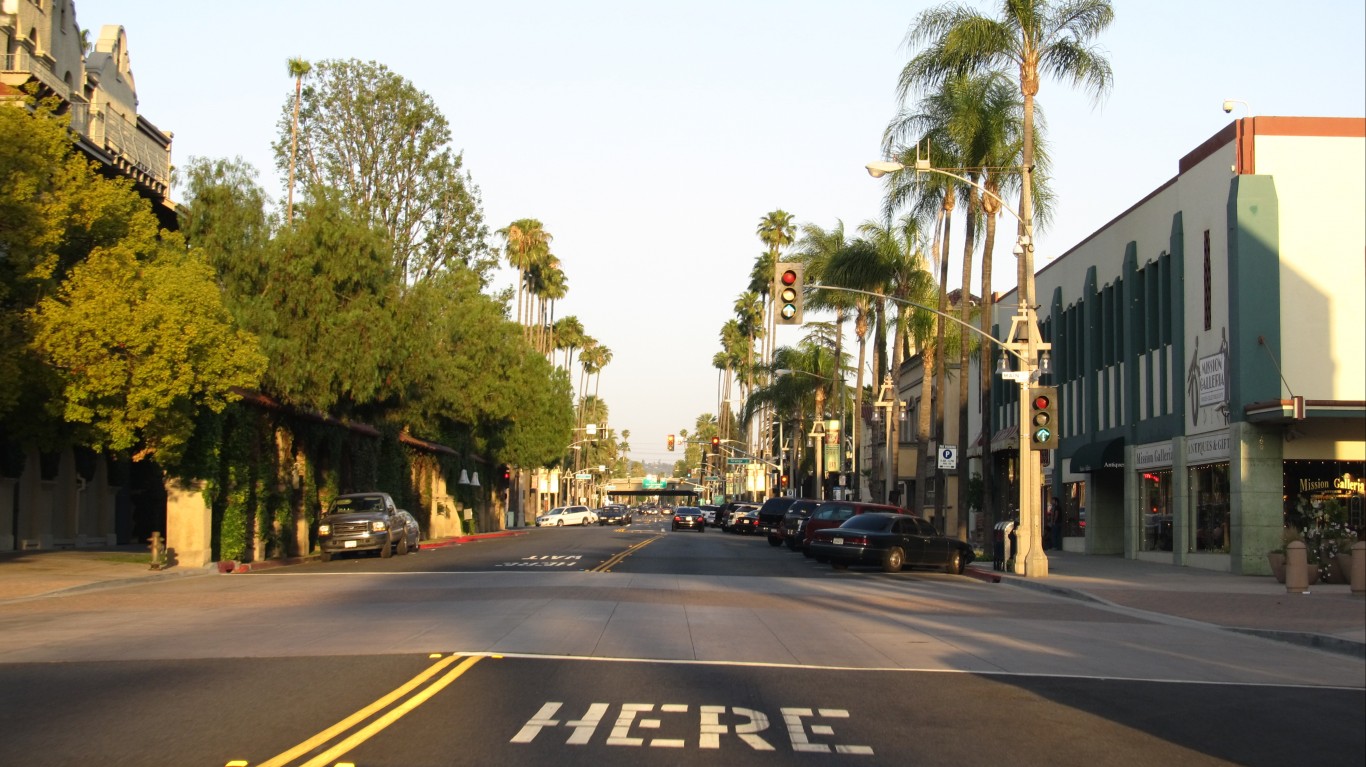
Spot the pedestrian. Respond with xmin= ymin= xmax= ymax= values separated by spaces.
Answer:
xmin=1046 ymin=497 xmax=1062 ymax=550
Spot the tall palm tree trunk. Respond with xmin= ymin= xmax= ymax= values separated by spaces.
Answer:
xmin=956 ymin=185 xmax=979 ymax=542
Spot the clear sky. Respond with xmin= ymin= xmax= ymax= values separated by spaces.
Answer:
xmin=71 ymin=0 xmax=1366 ymax=465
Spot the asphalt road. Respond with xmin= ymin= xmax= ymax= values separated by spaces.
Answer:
xmin=1 ymin=518 xmax=1362 ymax=766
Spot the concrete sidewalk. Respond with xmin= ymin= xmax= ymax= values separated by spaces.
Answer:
xmin=0 ymin=531 xmax=527 ymax=602
xmin=967 ymin=551 xmax=1365 ymax=659
xmin=2 ymin=540 xmax=1361 ymax=658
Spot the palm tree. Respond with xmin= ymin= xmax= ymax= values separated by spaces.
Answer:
xmin=285 ymin=57 xmax=311 ymax=224
xmin=825 ymin=219 xmax=935 ymax=504
xmin=796 ymin=221 xmax=855 ymax=473
xmin=553 ymin=316 xmax=585 ymax=372
xmin=498 ymin=219 xmax=552 ymax=341
xmin=903 ymin=0 xmax=1114 ymax=306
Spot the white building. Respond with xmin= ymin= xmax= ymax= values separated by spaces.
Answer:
xmin=990 ymin=116 xmax=1365 ymax=575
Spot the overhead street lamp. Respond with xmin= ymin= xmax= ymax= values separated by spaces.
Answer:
xmin=866 ymin=150 xmax=1052 ymax=577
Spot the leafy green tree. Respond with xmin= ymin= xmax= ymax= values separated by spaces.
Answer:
xmin=274 ymin=58 xmax=493 ymax=284
xmin=32 ymin=237 xmax=266 ymax=463
xmin=2 ymin=106 xmax=262 ymax=462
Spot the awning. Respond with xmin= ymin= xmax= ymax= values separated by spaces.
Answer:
xmin=989 ymin=425 xmax=1018 ymax=452
xmin=1070 ymin=437 xmax=1125 ymax=473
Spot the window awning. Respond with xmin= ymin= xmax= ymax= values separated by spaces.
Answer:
xmin=989 ymin=425 xmax=1018 ymax=452
xmin=1070 ymin=438 xmax=1125 ymax=473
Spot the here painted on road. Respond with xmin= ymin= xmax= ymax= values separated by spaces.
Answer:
xmin=495 ymin=555 xmax=584 ymax=568
xmin=510 ymin=702 xmax=872 ymax=754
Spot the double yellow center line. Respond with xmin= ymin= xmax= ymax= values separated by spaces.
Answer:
xmin=241 ymin=653 xmax=483 ymax=767
xmin=590 ymin=533 xmax=663 ymax=572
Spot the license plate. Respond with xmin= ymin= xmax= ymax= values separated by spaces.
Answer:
xmin=343 ymin=540 xmax=358 ymax=548
xmin=832 ymin=537 xmax=843 ymax=545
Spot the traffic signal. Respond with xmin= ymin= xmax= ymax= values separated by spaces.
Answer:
xmin=774 ymin=262 xmax=804 ymax=325
xmin=710 ymin=436 xmax=720 ymax=454
xmin=667 ymin=434 xmax=675 ymax=452
xmin=1028 ymin=386 xmax=1059 ymax=450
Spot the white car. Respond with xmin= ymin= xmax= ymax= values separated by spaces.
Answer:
xmin=537 ymin=505 xmax=594 ymax=526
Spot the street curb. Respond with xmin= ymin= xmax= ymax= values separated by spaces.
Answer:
xmin=220 ymin=530 xmax=531 ymax=571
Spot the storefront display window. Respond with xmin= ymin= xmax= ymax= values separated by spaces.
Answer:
xmin=1190 ymin=463 xmax=1229 ymax=552
xmin=1140 ymin=470 xmax=1173 ymax=551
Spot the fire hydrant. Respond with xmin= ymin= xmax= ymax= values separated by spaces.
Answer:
xmin=148 ymin=531 xmax=166 ymax=570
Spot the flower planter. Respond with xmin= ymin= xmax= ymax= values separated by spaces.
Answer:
xmin=1268 ymin=551 xmax=1286 ymax=583
xmin=1267 ymin=551 xmax=1321 ymax=585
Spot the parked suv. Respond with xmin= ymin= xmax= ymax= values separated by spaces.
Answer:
xmin=800 ymin=501 xmax=907 ymax=558
xmin=777 ymin=498 xmax=823 ymax=552
xmin=318 ymin=492 xmax=418 ymax=561
xmin=755 ymin=496 xmax=798 ymax=542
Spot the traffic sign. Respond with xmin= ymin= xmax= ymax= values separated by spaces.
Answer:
xmin=726 ymin=457 xmax=750 ymax=465
xmin=575 ymin=473 xmax=592 ymax=480
xmin=937 ymin=446 xmax=958 ymax=470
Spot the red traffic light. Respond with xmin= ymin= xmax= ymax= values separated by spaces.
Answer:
xmin=667 ymin=434 xmax=675 ymax=451
xmin=780 ymin=268 xmax=798 ymax=286
xmin=1032 ymin=393 xmax=1051 ymax=410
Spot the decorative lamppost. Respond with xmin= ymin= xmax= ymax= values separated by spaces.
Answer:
xmin=872 ymin=374 xmax=905 ymax=506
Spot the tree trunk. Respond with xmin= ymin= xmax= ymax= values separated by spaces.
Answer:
xmin=956 ymin=186 xmax=978 ymax=542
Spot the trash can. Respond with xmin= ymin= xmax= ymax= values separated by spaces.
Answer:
xmin=993 ymin=520 xmax=1016 ymax=572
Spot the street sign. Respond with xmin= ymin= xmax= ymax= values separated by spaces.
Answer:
xmin=575 ymin=473 xmax=592 ymax=480
xmin=726 ymin=457 xmax=750 ymax=465
xmin=937 ymin=446 xmax=958 ymax=470
xmin=642 ymin=479 xmax=666 ymax=489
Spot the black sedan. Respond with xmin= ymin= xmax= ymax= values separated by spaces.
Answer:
xmin=808 ymin=512 xmax=973 ymax=574
xmin=671 ymin=507 xmax=705 ymax=532
xmin=597 ymin=505 xmax=632 ymax=525
xmin=730 ymin=511 xmax=760 ymax=535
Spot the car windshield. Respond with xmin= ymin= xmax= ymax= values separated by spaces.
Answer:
xmin=327 ymin=496 xmax=384 ymax=514
xmin=841 ymin=515 xmax=895 ymax=532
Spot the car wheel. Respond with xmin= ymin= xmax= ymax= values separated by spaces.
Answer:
xmin=832 ymin=561 xmax=848 ymax=570
xmin=397 ymin=536 xmax=409 ymax=556
xmin=380 ymin=540 xmax=393 ymax=558
xmin=557 ymin=520 xmax=564 ymax=527
xmin=698 ymin=526 xmax=705 ymax=533
xmin=802 ymin=547 xmax=814 ymax=559
xmin=767 ymin=535 xmax=782 ymax=547
xmin=883 ymin=547 xmax=905 ymax=573
xmin=582 ymin=517 xmax=590 ymax=526
xmin=785 ymin=536 xmax=798 ymax=551
xmin=945 ymin=550 xmax=963 ymax=574
xmin=319 ymin=550 xmax=332 ymax=563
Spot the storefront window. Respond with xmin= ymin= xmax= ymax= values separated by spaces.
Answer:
xmin=1190 ymin=463 xmax=1230 ymax=552
xmin=1064 ymin=481 xmax=1086 ymax=536
xmin=1140 ymin=469 xmax=1173 ymax=551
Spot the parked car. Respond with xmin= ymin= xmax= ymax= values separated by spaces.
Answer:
xmin=730 ymin=511 xmax=760 ymax=535
xmin=716 ymin=502 xmax=759 ymax=531
xmin=808 ymin=512 xmax=974 ymax=574
xmin=537 ymin=505 xmax=594 ymax=526
xmin=777 ymin=499 xmax=823 ymax=551
xmin=318 ymin=492 xmax=418 ymax=561
xmin=755 ymin=496 xmax=799 ymax=540
xmin=597 ymin=505 xmax=632 ymax=525
xmin=801 ymin=501 xmax=907 ymax=557
xmin=672 ymin=507 xmax=706 ymax=532
xmin=698 ymin=504 xmax=721 ymax=525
